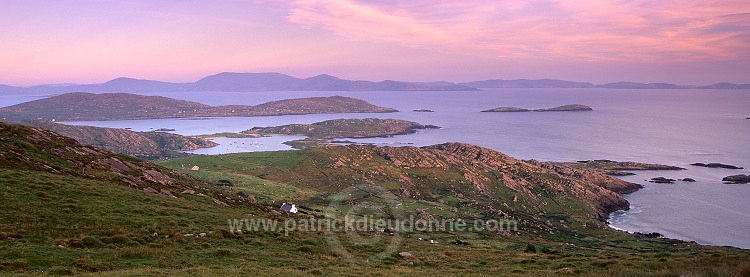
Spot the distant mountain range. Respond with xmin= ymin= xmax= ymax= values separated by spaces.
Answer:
xmin=458 ymin=79 xmax=750 ymax=89
xmin=1 ymin=73 xmax=748 ymax=94
xmin=0 ymin=72 xmax=477 ymax=94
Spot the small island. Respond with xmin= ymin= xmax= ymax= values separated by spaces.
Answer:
xmin=649 ymin=177 xmax=676 ymax=184
xmin=722 ymin=174 xmax=750 ymax=184
xmin=481 ymin=104 xmax=593 ymax=113
xmin=242 ymin=118 xmax=439 ymax=139
xmin=153 ymin=128 xmax=176 ymax=132
xmin=241 ymin=118 xmax=439 ymax=149
xmin=534 ymin=104 xmax=593 ymax=112
xmin=481 ymin=107 xmax=531 ymax=112
xmin=691 ymin=163 xmax=744 ymax=169
xmin=555 ymin=159 xmax=684 ymax=176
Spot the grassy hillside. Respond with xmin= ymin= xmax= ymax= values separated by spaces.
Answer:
xmin=2 ymin=121 xmax=749 ymax=275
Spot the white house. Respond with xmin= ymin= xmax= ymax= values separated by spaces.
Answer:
xmin=280 ymin=203 xmax=298 ymax=213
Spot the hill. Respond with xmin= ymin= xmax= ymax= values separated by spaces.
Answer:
xmin=2 ymin=121 xmax=749 ymax=275
xmin=0 ymin=93 xmax=397 ymax=121
xmin=25 ymin=120 xmax=217 ymax=159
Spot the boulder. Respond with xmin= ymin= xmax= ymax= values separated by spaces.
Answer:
xmin=398 ymin=252 xmax=413 ymax=258
xmin=649 ymin=177 xmax=676 ymax=184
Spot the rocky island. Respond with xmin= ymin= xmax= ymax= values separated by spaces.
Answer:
xmin=242 ymin=118 xmax=438 ymax=139
xmin=722 ymin=174 xmax=750 ymax=184
xmin=691 ymin=162 xmax=744 ymax=169
xmin=534 ymin=104 xmax=593 ymax=112
xmin=555 ymin=159 xmax=684 ymax=176
xmin=481 ymin=104 xmax=593 ymax=112
xmin=241 ymin=118 xmax=439 ymax=149
xmin=481 ymin=107 xmax=531 ymax=112
xmin=0 ymin=92 xmax=397 ymax=122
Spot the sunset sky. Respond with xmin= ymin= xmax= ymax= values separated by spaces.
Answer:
xmin=1 ymin=0 xmax=749 ymax=86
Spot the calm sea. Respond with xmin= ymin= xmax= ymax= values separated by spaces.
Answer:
xmin=2 ymin=88 xmax=749 ymax=249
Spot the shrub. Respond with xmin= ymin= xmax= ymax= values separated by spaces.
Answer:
xmin=10 ymin=259 xmax=28 ymax=269
xmin=73 ymin=256 xmax=112 ymax=272
xmin=216 ymin=248 xmax=235 ymax=256
xmin=524 ymin=243 xmax=536 ymax=253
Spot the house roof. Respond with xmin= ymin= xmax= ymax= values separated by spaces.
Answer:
xmin=280 ymin=203 xmax=295 ymax=211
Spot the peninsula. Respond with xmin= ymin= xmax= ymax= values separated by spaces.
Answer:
xmin=25 ymin=120 xmax=216 ymax=159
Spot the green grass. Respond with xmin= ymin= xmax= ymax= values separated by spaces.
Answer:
xmin=2 ymin=167 xmax=749 ymax=276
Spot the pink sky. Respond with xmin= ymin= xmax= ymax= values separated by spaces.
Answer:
xmin=1 ymin=0 xmax=749 ymax=86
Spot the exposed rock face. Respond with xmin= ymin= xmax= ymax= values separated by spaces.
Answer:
xmin=691 ymin=163 xmax=744 ymax=170
xmin=0 ymin=93 xmax=397 ymax=122
xmin=243 ymin=142 xmax=638 ymax=225
xmin=481 ymin=107 xmax=531 ymax=112
xmin=722 ymin=175 xmax=750 ymax=184
xmin=24 ymin=120 xmax=216 ymax=159
xmin=534 ymin=104 xmax=593 ymax=112
xmin=243 ymin=118 xmax=439 ymax=139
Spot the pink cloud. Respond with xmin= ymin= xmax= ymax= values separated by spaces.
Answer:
xmin=284 ymin=0 xmax=750 ymax=62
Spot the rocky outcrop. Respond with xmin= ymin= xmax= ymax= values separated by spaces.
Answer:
xmin=691 ymin=163 xmax=744 ymax=170
xmin=649 ymin=177 xmax=676 ymax=184
xmin=481 ymin=107 xmax=531 ymax=112
xmin=722 ymin=175 xmax=750 ymax=184
xmin=559 ymin=160 xmax=685 ymax=171
xmin=245 ymin=142 xmax=637 ymax=225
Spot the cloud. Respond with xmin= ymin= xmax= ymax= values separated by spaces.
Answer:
xmin=284 ymin=0 xmax=750 ymax=62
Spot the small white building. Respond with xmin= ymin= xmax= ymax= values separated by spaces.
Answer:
xmin=280 ymin=203 xmax=298 ymax=213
